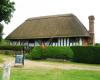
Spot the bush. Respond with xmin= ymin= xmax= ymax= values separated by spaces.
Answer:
xmin=26 ymin=46 xmax=100 ymax=64
xmin=27 ymin=46 xmax=73 ymax=60
xmin=95 ymin=43 xmax=100 ymax=46
xmin=0 ymin=45 xmax=24 ymax=51
xmin=28 ymin=47 xmax=43 ymax=60
xmin=43 ymin=47 xmax=73 ymax=60
xmin=71 ymin=46 xmax=100 ymax=64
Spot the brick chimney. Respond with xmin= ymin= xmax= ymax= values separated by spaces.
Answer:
xmin=88 ymin=15 xmax=95 ymax=46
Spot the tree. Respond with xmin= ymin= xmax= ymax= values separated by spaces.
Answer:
xmin=0 ymin=0 xmax=15 ymax=24
xmin=0 ymin=23 xmax=3 ymax=41
xmin=0 ymin=0 xmax=15 ymax=41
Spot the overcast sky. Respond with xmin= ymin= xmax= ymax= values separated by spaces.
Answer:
xmin=3 ymin=0 xmax=100 ymax=43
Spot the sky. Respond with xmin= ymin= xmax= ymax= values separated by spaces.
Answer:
xmin=3 ymin=0 xmax=100 ymax=43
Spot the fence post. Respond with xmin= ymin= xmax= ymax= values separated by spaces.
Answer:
xmin=2 ymin=63 xmax=11 ymax=80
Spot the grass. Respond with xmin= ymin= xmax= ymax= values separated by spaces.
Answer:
xmin=0 ymin=54 xmax=100 ymax=80
xmin=0 ymin=68 xmax=2 ymax=80
xmin=0 ymin=53 xmax=14 ymax=64
xmin=0 ymin=58 xmax=3 ymax=63
xmin=0 ymin=54 xmax=4 ymax=63
xmin=0 ymin=68 xmax=100 ymax=80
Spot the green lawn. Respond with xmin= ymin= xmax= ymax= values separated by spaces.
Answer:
xmin=0 ymin=68 xmax=100 ymax=80
xmin=0 ymin=54 xmax=100 ymax=80
xmin=0 ymin=54 xmax=4 ymax=63
xmin=0 ymin=68 xmax=3 ymax=80
xmin=0 ymin=53 xmax=13 ymax=63
xmin=0 ymin=58 xmax=3 ymax=63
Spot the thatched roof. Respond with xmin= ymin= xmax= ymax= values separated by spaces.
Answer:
xmin=6 ymin=14 xmax=89 ymax=40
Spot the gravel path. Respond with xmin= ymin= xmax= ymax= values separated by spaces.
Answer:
xmin=24 ymin=60 xmax=100 ymax=71
xmin=0 ymin=58 xmax=100 ymax=71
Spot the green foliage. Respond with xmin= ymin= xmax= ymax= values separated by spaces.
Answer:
xmin=43 ymin=47 xmax=73 ymax=60
xmin=27 ymin=46 xmax=100 ymax=64
xmin=71 ymin=46 xmax=100 ymax=64
xmin=28 ymin=47 xmax=43 ymax=60
xmin=0 ymin=0 xmax=15 ymax=41
xmin=0 ymin=45 xmax=24 ymax=51
xmin=0 ymin=0 xmax=15 ymax=23
xmin=95 ymin=43 xmax=100 ymax=46
xmin=27 ymin=46 xmax=73 ymax=60
xmin=0 ymin=39 xmax=9 ymax=45
xmin=0 ymin=23 xmax=3 ymax=41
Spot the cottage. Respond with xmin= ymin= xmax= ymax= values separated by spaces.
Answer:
xmin=6 ymin=14 xmax=95 ymax=47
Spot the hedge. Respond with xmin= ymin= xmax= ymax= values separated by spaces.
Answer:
xmin=71 ymin=46 xmax=100 ymax=64
xmin=27 ymin=46 xmax=100 ymax=64
xmin=28 ymin=47 xmax=43 ymax=60
xmin=27 ymin=46 xmax=73 ymax=60
xmin=43 ymin=47 xmax=73 ymax=60
xmin=0 ymin=45 xmax=24 ymax=51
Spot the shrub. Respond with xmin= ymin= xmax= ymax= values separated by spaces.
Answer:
xmin=43 ymin=47 xmax=73 ymax=60
xmin=95 ymin=43 xmax=100 ymax=46
xmin=26 ymin=46 xmax=100 ymax=64
xmin=0 ymin=45 xmax=24 ymax=51
xmin=28 ymin=46 xmax=73 ymax=60
xmin=0 ymin=45 xmax=24 ymax=56
xmin=71 ymin=46 xmax=100 ymax=64
xmin=29 ymin=46 xmax=43 ymax=60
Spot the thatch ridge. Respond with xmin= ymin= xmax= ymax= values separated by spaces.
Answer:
xmin=26 ymin=13 xmax=74 ymax=21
